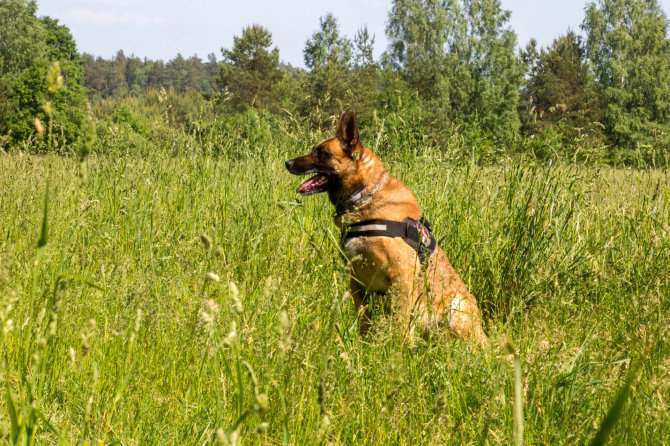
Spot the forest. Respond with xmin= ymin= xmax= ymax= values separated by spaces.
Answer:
xmin=1 ymin=0 xmax=669 ymax=165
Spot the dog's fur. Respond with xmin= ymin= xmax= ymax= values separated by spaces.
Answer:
xmin=286 ymin=112 xmax=486 ymax=344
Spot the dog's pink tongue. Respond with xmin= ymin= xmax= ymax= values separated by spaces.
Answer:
xmin=297 ymin=174 xmax=327 ymax=194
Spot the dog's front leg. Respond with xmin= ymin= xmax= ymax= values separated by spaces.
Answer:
xmin=388 ymin=270 xmax=423 ymax=342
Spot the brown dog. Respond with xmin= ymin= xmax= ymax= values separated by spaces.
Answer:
xmin=285 ymin=112 xmax=486 ymax=344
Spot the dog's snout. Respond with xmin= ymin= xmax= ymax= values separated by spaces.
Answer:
xmin=285 ymin=159 xmax=293 ymax=171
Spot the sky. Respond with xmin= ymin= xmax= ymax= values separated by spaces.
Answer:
xmin=36 ymin=0 xmax=670 ymax=66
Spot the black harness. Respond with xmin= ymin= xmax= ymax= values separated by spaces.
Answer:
xmin=342 ymin=216 xmax=437 ymax=264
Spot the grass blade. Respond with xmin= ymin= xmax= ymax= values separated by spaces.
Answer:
xmin=506 ymin=341 xmax=524 ymax=446
xmin=590 ymin=341 xmax=652 ymax=446
xmin=37 ymin=184 xmax=49 ymax=249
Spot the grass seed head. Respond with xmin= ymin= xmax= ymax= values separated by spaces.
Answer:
xmin=223 ymin=321 xmax=237 ymax=347
xmin=200 ymin=233 xmax=213 ymax=250
xmin=254 ymin=422 xmax=269 ymax=433
xmin=255 ymin=392 xmax=269 ymax=412
xmin=42 ymin=100 xmax=52 ymax=117
xmin=206 ymin=272 xmax=220 ymax=282
xmin=134 ymin=308 xmax=143 ymax=333
xmin=228 ymin=281 xmax=243 ymax=313
xmin=46 ymin=61 xmax=64 ymax=93
xmin=34 ymin=117 xmax=44 ymax=135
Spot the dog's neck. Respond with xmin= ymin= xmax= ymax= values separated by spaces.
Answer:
xmin=334 ymin=172 xmax=387 ymax=216
xmin=331 ymin=156 xmax=388 ymax=227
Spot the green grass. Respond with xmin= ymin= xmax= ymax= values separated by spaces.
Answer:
xmin=0 ymin=145 xmax=668 ymax=444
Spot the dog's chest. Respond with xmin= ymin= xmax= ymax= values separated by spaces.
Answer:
xmin=342 ymin=236 xmax=396 ymax=292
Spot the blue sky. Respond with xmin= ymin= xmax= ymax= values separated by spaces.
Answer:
xmin=37 ymin=0 xmax=670 ymax=66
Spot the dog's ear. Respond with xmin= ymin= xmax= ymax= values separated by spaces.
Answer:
xmin=336 ymin=111 xmax=359 ymax=150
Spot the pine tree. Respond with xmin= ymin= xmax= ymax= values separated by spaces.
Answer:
xmin=522 ymin=31 xmax=600 ymax=129
xmin=218 ymin=24 xmax=282 ymax=112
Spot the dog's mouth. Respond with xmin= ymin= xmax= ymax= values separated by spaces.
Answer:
xmin=296 ymin=174 xmax=329 ymax=196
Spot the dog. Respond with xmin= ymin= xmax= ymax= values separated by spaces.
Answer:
xmin=285 ymin=111 xmax=486 ymax=344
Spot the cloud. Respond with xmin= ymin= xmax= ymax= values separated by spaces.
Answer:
xmin=65 ymin=8 xmax=165 ymax=26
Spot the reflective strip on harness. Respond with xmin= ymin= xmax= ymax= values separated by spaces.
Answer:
xmin=352 ymin=223 xmax=388 ymax=232
xmin=342 ymin=216 xmax=437 ymax=264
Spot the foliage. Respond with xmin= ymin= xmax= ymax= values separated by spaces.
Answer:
xmin=302 ymin=13 xmax=354 ymax=122
xmin=519 ymin=32 xmax=605 ymax=145
xmin=0 ymin=0 xmax=45 ymax=138
xmin=219 ymin=25 xmax=283 ymax=113
xmin=0 ymin=1 xmax=87 ymax=147
xmin=582 ymin=0 xmax=670 ymax=161
xmin=83 ymin=51 xmax=221 ymax=99
xmin=385 ymin=0 xmax=525 ymax=142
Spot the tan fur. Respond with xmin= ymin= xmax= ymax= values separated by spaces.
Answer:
xmin=286 ymin=112 xmax=486 ymax=345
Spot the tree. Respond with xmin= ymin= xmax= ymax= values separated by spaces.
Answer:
xmin=0 ymin=0 xmax=45 ymax=137
xmin=0 ymin=1 xmax=87 ymax=147
xmin=218 ymin=24 xmax=282 ymax=112
xmin=520 ymin=31 xmax=600 ymax=130
xmin=303 ymin=13 xmax=353 ymax=120
xmin=350 ymin=26 xmax=380 ymax=118
xmin=457 ymin=0 xmax=525 ymax=140
xmin=582 ymin=0 xmax=670 ymax=156
xmin=385 ymin=0 xmax=524 ymax=141
xmin=385 ymin=0 xmax=452 ymax=102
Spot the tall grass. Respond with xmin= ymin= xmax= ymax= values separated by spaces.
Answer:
xmin=0 ymin=106 xmax=669 ymax=443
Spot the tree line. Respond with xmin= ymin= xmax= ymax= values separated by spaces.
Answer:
xmin=1 ymin=0 xmax=669 ymax=164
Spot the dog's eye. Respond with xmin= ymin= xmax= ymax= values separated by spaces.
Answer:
xmin=315 ymin=146 xmax=331 ymax=160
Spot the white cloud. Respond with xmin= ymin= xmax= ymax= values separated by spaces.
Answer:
xmin=65 ymin=8 xmax=165 ymax=26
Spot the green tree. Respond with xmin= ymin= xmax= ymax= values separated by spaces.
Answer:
xmin=385 ymin=0 xmax=452 ymax=103
xmin=0 ymin=1 xmax=87 ymax=147
xmin=520 ymin=31 xmax=600 ymax=130
xmin=219 ymin=24 xmax=282 ymax=112
xmin=385 ymin=0 xmax=524 ymax=141
xmin=457 ymin=0 xmax=524 ymax=140
xmin=582 ymin=0 xmax=670 ymax=158
xmin=39 ymin=16 xmax=88 ymax=143
xmin=0 ymin=0 xmax=45 ymax=138
xmin=350 ymin=26 xmax=380 ymax=118
xmin=303 ymin=13 xmax=353 ymax=120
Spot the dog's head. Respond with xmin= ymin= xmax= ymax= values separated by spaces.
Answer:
xmin=285 ymin=111 xmax=363 ymax=197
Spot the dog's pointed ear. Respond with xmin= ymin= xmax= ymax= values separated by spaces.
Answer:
xmin=336 ymin=111 xmax=359 ymax=150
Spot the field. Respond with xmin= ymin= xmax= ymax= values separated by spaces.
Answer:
xmin=1 ymin=131 xmax=669 ymax=444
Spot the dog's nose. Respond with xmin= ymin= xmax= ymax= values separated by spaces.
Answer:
xmin=285 ymin=160 xmax=293 ymax=171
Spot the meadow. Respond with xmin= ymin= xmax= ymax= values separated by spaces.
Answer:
xmin=0 ymin=112 xmax=669 ymax=444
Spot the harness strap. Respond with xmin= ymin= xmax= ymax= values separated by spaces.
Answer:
xmin=342 ymin=216 xmax=437 ymax=264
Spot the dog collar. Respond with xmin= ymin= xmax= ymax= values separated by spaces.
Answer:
xmin=335 ymin=173 xmax=387 ymax=217
xmin=342 ymin=216 xmax=437 ymax=264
